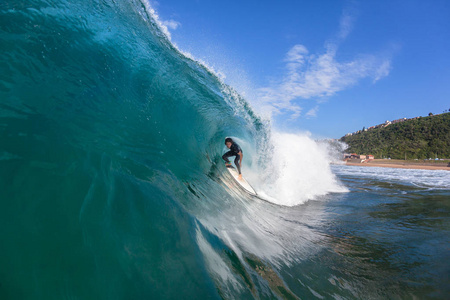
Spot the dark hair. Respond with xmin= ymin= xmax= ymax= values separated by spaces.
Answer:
xmin=224 ymin=137 xmax=233 ymax=145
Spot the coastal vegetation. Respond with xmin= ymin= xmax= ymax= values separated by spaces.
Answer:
xmin=340 ymin=112 xmax=450 ymax=159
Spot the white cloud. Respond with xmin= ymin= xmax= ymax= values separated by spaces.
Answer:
xmin=162 ymin=19 xmax=181 ymax=30
xmin=258 ymin=11 xmax=392 ymax=119
xmin=373 ymin=60 xmax=391 ymax=83
xmin=337 ymin=10 xmax=355 ymax=40
xmin=305 ymin=106 xmax=319 ymax=118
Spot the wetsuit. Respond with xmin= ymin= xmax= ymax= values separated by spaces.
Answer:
xmin=222 ymin=143 xmax=243 ymax=174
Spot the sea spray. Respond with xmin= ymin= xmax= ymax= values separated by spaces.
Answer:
xmin=249 ymin=132 xmax=348 ymax=206
xmin=318 ymin=138 xmax=348 ymax=164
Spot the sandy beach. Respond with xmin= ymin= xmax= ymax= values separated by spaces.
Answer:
xmin=345 ymin=159 xmax=450 ymax=171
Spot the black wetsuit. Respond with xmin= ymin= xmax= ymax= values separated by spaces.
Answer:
xmin=222 ymin=143 xmax=243 ymax=174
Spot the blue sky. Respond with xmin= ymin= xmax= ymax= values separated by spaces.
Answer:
xmin=149 ymin=0 xmax=450 ymax=138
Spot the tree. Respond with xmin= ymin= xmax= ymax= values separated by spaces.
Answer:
xmin=340 ymin=113 xmax=450 ymax=160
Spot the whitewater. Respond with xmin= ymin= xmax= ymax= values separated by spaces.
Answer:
xmin=0 ymin=1 xmax=449 ymax=299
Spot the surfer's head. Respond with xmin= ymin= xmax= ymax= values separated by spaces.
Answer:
xmin=225 ymin=137 xmax=233 ymax=148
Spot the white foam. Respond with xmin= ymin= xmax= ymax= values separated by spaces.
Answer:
xmin=195 ymin=225 xmax=242 ymax=292
xmin=244 ymin=132 xmax=348 ymax=206
xmin=333 ymin=164 xmax=450 ymax=189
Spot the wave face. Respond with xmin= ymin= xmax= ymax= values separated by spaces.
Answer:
xmin=7 ymin=1 xmax=446 ymax=299
xmin=0 ymin=1 xmax=284 ymax=298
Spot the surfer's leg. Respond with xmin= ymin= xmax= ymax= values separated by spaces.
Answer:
xmin=234 ymin=156 xmax=241 ymax=174
xmin=222 ymin=151 xmax=233 ymax=162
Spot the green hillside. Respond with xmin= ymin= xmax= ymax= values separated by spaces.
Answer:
xmin=340 ymin=112 xmax=450 ymax=159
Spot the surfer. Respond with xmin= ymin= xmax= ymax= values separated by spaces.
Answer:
xmin=222 ymin=137 xmax=243 ymax=180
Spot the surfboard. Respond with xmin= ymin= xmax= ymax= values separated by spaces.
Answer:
xmin=225 ymin=165 xmax=257 ymax=196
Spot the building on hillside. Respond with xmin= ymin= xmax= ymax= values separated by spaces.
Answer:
xmin=343 ymin=153 xmax=352 ymax=159
xmin=392 ymin=118 xmax=407 ymax=124
xmin=359 ymin=155 xmax=367 ymax=160
xmin=367 ymin=155 xmax=374 ymax=160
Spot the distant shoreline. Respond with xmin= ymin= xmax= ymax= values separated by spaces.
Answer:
xmin=345 ymin=159 xmax=450 ymax=171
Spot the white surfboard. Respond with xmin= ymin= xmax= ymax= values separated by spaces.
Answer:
xmin=226 ymin=165 xmax=257 ymax=196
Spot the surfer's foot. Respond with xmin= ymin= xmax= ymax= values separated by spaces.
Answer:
xmin=225 ymin=162 xmax=231 ymax=167
xmin=238 ymin=174 xmax=242 ymax=180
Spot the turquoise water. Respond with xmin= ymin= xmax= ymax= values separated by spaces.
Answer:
xmin=1 ymin=1 xmax=449 ymax=299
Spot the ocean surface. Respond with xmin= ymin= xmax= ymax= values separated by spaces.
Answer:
xmin=1 ymin=1 xmax=449 ymax=299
